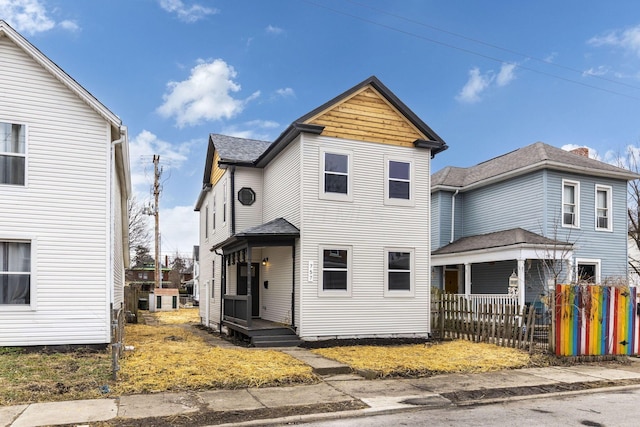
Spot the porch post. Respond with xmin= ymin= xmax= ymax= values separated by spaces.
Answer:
xmin=565 ymin=258 xmax=573 ymax=284
xmin=246 ymin=246 xmax=252 ymax=327
xmin=220 ymin=255 xmax=226 ymax=333
xmin=464 ymin=263 xmax=471 ymax=297
xmin=517 ymin=258 xmax=525 ymax=308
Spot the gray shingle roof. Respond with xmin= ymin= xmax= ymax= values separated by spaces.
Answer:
xmin=235 ymin=217 xmax=300 ymax=237
xmin=432 ymin=228 xmax=571 ymax=255
xmin=432 ymin=142 xmax=639 ymax=189
xmin=211 ymin=134 xmax=272 ymax=163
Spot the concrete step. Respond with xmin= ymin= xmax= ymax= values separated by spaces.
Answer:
xmin=252 ymin=338 xmax=302 ymax=347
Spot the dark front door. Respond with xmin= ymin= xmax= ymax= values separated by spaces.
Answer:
xmin=237 ymin=262 xmax=260 ymax=317
xmin=444 ymin=270 xmax=459 ymax=294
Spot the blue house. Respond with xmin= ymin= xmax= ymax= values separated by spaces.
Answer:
xmin=430 ymin=142 xmax=639 ymax=307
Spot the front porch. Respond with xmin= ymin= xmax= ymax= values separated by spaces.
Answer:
xmin=432 ymin=228 xmax=574 ymax=307
xmin=214 ymin=218 xmax=301 ymax=347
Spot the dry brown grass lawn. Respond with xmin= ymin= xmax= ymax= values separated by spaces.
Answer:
xmin=312 ymin=340 xmax=531 ymax=378
xmin=0 ymin=308 xmax=536 ymax=405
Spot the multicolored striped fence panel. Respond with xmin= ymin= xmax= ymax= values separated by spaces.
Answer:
xmin=555 ymin=284 xmax=639 ymax=356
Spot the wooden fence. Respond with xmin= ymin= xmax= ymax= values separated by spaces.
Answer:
xmin=554 ymin=284 xmax=639 ymax=357
xmin=431 ymin=290 xmax=538 ymax=352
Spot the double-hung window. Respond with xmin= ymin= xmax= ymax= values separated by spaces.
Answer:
xmin=320 ymin=246 xmax=351 ymax=295
xmin=595 ymin=185 xmax=612 ymax=231
xmin=562 ymin=180 xmax=580 ymax=228
xmin=0 ymin=241 xmax=31 ymax=305
xmin=320 ymin=149 xmax=352 ymax=201
xmin=385 ymin=248 xmax=414 ymax=296
xmin=385 ymin=156 xmax=413 ymax=205
xmin=204 ymin=204 xmax=209 ymax=239
xmin=212 ymin=192 xmax=216 ymax=232
xmin=0 ymin=122 xmax=26 ymax=186
xmin=223 ymin=180 xmax=227 ymax=223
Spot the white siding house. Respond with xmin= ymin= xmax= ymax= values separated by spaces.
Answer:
xmin=195 ymin=76 xmax=447 ymax=345
xmin=0 ymin=21 xmax=131 ymax=347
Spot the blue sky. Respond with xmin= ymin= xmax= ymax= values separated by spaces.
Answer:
xmin=3 ymin=0 xmax=640 ymax=258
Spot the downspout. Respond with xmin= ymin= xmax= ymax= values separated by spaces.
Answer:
xmin=291 ymin=244 xmax=296 ymax=331
xmin=450 ymin=190 xmax=459 ymax=243
xmin=215 ymin=248 xmax=225 ymax=333
xmin=230 ymin=166 xmax=236 ymax=235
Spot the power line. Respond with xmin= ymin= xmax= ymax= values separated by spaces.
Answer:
xmin=301 ymin=0 xmax=640 ymax=102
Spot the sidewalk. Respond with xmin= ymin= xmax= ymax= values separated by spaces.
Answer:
xmin=3 ymin=350 xmax=640 ymax=427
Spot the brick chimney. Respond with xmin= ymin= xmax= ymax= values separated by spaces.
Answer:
xmin=570 ymin=147 xmax=589 ymax=157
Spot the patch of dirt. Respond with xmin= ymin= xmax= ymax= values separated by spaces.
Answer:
xmin=83 ymin=400 xmax=366 ymax=427
xmin=441 ymin=378 xmax=640 ymax=403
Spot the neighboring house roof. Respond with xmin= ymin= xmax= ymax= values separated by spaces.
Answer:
xmin=433 ymin=228 xmax=571 ymax=255
xmin=0 ymin=20 xmax=122 ymax=129
xmin=432 ymin=142 xmax=640 ymax=191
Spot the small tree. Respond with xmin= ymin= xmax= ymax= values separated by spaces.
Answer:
xmin=128 ymin=196 xmax=152 ymax=257
xmin=169 ymin=253 xmax=187 ymax=288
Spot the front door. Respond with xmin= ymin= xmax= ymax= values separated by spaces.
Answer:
xmin=444 ymin=269 xmax=459 ymax=294
xmin=237 ymin=262 xmax=260 ymax=317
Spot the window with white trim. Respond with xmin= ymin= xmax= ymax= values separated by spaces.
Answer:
xmin=385 ymin=248 xmax=414 ymax=296
xmin=223 ymin=180 xmax=227 ymax=223
xmin=320 ymin=149 xmax=352 ymax=201
xmin=595 ymin=185 xmax=612 ymax=231
xmin=0 ymin=122 xmax=26 ymax=186
xmin=385 ymin=156 xmax=413 ymax=205
xmin=576 ymin=258 xmax=601 ymax=284
xmin=0 ymin=241 xmax=31 ymax=305
xmin=204 ymin=204 xmax=209 ymax=239
xmin=320 ymin=246 xmax=351 ymax=294
xmin=562 ymin=180 xmax=580 ymax=228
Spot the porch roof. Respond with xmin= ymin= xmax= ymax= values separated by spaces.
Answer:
xmin=212 ymin=217 xmax=299 ymax=254
xmin=432 ymin=228 xmax=573 ymax=266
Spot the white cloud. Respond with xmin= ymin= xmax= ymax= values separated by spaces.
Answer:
xmin=157 ymin=59 xmax=260 ymax=128
xmin=221 ymin=120 xmax=280 ymax=140
xmin=158 ymin=0 xmax=218 ymax=23
xmin=583 ymin=66 xmax=609 ymax=77
xmin=496 ymin=63 xmax=516 ymax=86
xmin=456 ymin=67 xmax=492 ymax=103
xmin=266 ymin=24 xmax=284 ymax=35
xmin=275 ymin=87 xmax=295 ymax=98
xmin=58 ymin=20 xmax=79 ymax=32
xmin=159 ymin=205 xmax=199 ymax=257
xmin=0 ymin=0 xmax=54 ymax=34
xmin=129 ymin=130 xmax=191 ymax=196
xmin=588 ymin=24 xmax=640 ymax=56
xmin=456 ymin=62 xmax=518 ymax=103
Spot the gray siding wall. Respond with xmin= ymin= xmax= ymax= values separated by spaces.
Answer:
xmin=544 ymin=170 xmax=629 ymax=280
xmin=464 ymin=172 xmax=545 ymax=237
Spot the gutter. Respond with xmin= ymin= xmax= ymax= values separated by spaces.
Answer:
xmin=194 ymin=183 xmax=212 ymax=212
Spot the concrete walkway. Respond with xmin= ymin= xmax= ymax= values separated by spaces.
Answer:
xmin=3 ymin=350 xmax=640 ymax=426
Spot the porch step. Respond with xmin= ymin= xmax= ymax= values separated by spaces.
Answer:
xmin=250 ymin=329 xmax=301 ymax=347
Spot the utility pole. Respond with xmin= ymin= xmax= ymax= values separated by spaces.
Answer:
xmin=151 ymin=155 xmax=162 ymax=290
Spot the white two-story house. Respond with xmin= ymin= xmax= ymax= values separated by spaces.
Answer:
xmin=0 ymin=21 xmax=131 ymax=347
xmin=195 ymin=76 xmax=447 ymax=346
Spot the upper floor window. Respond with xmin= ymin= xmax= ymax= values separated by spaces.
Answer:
xmin=320 ymin=149 xmax=352 ymax=201
xmin=385 ymin=248 xmax=414 ymax=296
xmin=204 ymin=204 xmax=209 ymax=239
xmin=320 ymin=246 xmax=351 ymax=295
xmin=223 ymin=180 xmax=227 ymax=223
xmin=595 ymin=185 xmax=612 ymax=231
xmin=562 ymin=180 xmax=580 ymax=228
xmin=385 ymin=156 xmax=414 ymax=206
xmin=0 ymin=122 xmax=26 ymax=186
xmin=0 ymin=241 xmax=31 ymax=305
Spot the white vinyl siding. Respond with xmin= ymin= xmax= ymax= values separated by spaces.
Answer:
xmin=595 ymin=184 xmax=612 ymax=232
xmin=299 ymin=134 xmax=430 ymax=339
xmin=263 ymin=139 xmax=301 ymax=227
xmin=260 ymin=246 xmax=294 ymax=325
xmin=0 ymin=37 xmax=114 ymax=345
xmin=234 ymin=168 xmax=263 ymax=232
xmin=562 ymin=179 xmax=580 ymax=228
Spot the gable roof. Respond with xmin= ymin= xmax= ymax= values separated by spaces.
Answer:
xmin=432 ymin=141 xmax=640 ymax=191
xmin=0 ymin=20 xmax=122 ymax=128
xmin=256 ymin=76 xmax=447 ymax=167
xmin=433 ymin=227 xmax=571 ymax=255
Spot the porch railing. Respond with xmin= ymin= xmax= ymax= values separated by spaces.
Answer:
xmin=223 ymin=295 xmax=252 ymax=327
xmin=453 ymin=294 xmax=519 ymax=314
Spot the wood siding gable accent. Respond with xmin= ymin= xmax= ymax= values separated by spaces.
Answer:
xmin=210 ymin=151 xmax=225 ymax=186
xmin=305 ymin=86 xmax=427 ymax=147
